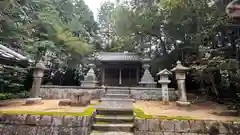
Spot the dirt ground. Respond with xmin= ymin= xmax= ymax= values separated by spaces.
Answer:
xmin=134 ymin=100 xmax=239 ymax=121
xmin=0 ymin=99 xmax=98 ymax=112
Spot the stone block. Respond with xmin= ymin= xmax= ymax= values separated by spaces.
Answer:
xmin=52 ymin=116 xmax=63 ymax=126
xmin=63 ymin=116 xmax=78 ymax=127
xmin=39 ymin=115 xmax=52 ymax=126
xmin=147 ymin=119 xmax=161 ymax=131
xmin=58 ymin=99 xmax=71 ymax=106
xmin=176 ymin=101 xmax=191 ymax=107
xmin=161 ymin=120 xmax=175 ymax=132
xmin=4 ymin=114 xmax=27 ymax=124
xmin=205 ymin=120 xmax=220 ymax=135
xmin=218 ymin=121 xmax=234 ymax=134
xmin=70 ymin=100 xmax=90 ymax=107
xmin=25 ymin=115 xmax=40 ymax=125
xmin=36 ymin=126 xmax=55 ymax=135
xmin=0 ymin=114 xmax=5 ymax=123
xmin=189 ymin=120 xmax=207 ymax=133
xmin=72 ymin=127 xmax=89 ymax=135
xmin=76 ymin=116 xmax=92 ymax=127
xmin=181 ymin=133 xmax=198 ymax=135
xmin=59 ymin=127 xmax=73 ymax=135
xmin=148 ymin=132 xmax=164 ymax=135
xmin=163 ymin=132 xmax=176 ymax=135
xmin=2 ymin=125 xmax=18 ymax=135
xmin=16 ymin=125 xmax=37 ymax=135
xmin=52 ymin=127 xmax=60 ymax=135
xmin=135 ymin=118 xmax=149 ymax=131
xmin=134 ymin=131 xmax=149 ymax=135
xmin=174 ymin=120 xmax=191 ymax=133
xmin=0 ymin=124 xmax=4 ymax=134
xmin=233 ymin=121 xmax=240 ymax=133
xmin=25 ymin=98 xmax=42 ymax=105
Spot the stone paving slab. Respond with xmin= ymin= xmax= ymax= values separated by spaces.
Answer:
xmin=90 ymin=132 xmax=133 ymax=135
xmin=95 ymin=101 xmax=133 ymax=111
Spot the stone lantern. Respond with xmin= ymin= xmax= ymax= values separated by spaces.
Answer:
xmin=139 ymin=56 xmax=157 ymax=87
xmin=171 ymin=61 xmax=190 ymax=106
xmin=157 ymin=69 xmax=172 ymax=104
xmin=26 ymin=62 xmax=47 ymax=105
xmin=81 ymin=63 xmax=98 ymax=87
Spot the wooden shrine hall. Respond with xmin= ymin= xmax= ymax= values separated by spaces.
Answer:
xmin=96 ymin=52 xmax=143 ymax=87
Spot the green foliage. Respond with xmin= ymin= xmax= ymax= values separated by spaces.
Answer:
xmin=0 ymin=65 xmax=28 ymax=93
xmin=0 ymin=91 xmax=30 ymax=100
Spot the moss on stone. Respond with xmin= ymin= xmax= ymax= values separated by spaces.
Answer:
xmin=134 ymin=107 xmax=197 ymax=120
xmin=0 ymin=106 xmax=95 ymax=116
xmin=92 ymin=130 xmax=100 ymax=133
xmin=95 ymin=121 xmax=108 ymax=124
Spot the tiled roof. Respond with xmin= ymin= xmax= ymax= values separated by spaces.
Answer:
xmin=0 ymin=44 xmax=32 ymax=66
xmin=97 ymin=52 xmax=141 ymax=62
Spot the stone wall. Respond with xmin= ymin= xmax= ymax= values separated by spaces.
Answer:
xmin=135 ymin=118 xmax=240 ymax=135
xmin=130 ymin=87 xmax=177 ymax=101
xmin=40 ymin=85 xmax=177 ymax=101
xmin=0 ymin=114 xmax=93 ymax=135
xmin=40 ymin=85 xmax=105 ymax=99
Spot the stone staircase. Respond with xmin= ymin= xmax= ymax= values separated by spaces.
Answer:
xmin=91 ymin=87 xmax=135 ymax=135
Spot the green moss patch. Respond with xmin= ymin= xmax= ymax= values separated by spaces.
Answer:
xmin=92 ymin=130 xmax=100 ymax=133
xmin=134 ymin=107 xmax=197 ymax=120
xmin=0 ymin=106 xmax=95 ymax=116
xmin=95 ymin=121 xmax=109 ymax=124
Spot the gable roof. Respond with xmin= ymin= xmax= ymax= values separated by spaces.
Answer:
xmin=96 ymin=52 xmax=141 ymax=62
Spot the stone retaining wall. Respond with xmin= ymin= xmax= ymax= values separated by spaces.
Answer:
xmin=135 ymin=118 xmax=240 ymax=135
xmin=0 ymin=114 xmax=93 ymax=135
xmin=40 ymin=85 xmax=177 ymax=101
xmin=40 ymin=85 xmax=105 ymax=99
xmin=130 ymin=87 xmax=177 ymax=101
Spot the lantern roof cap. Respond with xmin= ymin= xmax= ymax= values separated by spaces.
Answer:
xmin=171 ymin=61 xmax=190 ymax=71
xmin=157 ymin=69 xmax=172 ymax=76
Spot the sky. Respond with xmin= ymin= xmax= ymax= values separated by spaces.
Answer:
xmin=84 ymin=0 xmax=115 ymax=20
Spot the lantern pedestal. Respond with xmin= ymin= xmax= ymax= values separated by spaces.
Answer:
xmin=157 ymin=69 xmax=172 ymax=104
xmin=139 ymin=64 xmax=156 ymax=87
xmin=171 ymin=61 xmax=191 ymax=106
xmin=26 ymin=62 xmax=47 ymax=105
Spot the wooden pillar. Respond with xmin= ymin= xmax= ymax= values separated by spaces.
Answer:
xmin=129 ymin=68 xmax=131 ymax=86
xmin=119 ymin=68 xmax=122 ymax=85
xmin=102 ymin=67 xmax=105 ymax=85
xmin=136 ymin=68 xmax=139 ymax=84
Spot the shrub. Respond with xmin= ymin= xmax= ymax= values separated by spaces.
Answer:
xmin=0 ymin=91 xmax=30 ymax=100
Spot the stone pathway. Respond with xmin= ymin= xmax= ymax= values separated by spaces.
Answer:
xmin=91 ymin=88 xmax=135 ymax=135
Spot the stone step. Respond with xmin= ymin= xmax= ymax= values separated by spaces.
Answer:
xmin=96 ymin=110 xmax=133 ymax=116
xmin=100 ymin=98 xmax=135 ymax=103
xmin=105 ymin=94 xmax=131 ymax=98
xmin=95 ymin=115 xmax=134 ymax=123
xmin=92 ymin=123 xmax=134 ymax=132
xmin=91 ymin=132 xmax=133 ymax=135
xmin=106 ymin=90 xmax=130 ymax=94
xmin=106 ymin=87 xmax=130 ymax=90
xmin=96 ymin=101 xmax=133 ymax=115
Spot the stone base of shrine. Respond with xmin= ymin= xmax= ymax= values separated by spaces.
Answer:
xmin=130 ymin=87 xmax=177 ymax=101
xmin=81 ymin=81 xmax=98 ymax=87
xmin=139 ymin=82 xmax=157 ymax=88
xmin=40 ymin=85 xmax=177 ymax=101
